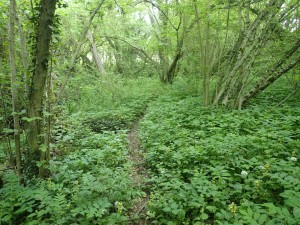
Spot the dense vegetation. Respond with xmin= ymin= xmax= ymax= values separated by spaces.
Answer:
xmin=0 ymin=0 xmax=299 ymax=224
xmin=140 ymin=83 xmax=300 ymax=224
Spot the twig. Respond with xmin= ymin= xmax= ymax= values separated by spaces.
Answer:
xmin=276 ymin=87 xmax=299 ymax=106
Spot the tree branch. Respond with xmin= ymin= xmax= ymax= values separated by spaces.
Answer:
xmin=57 ymin=0 xmax=105 ymax=101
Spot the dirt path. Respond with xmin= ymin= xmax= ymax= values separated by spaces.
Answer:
xmin=127 ymin=120 xmax=150 ymax=224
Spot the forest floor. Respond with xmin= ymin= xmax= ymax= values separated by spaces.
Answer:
xmin=127 ymin=114 xmax=150 ymax=224
xmin=1 ymin=78 xmax=300 ymax=225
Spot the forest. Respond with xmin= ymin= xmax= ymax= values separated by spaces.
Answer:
xmin=0 ymin=0 xmax=299 ymax=224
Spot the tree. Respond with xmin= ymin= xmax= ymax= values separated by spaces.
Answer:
xmin=26 ymin=0 xmax=57 ymax=177
xmin=147 ymin=0 xmax=186 ymax=84
xmin=9 ymin=0 xmax=22 ymax=177
xmin=191 ymin=0 xmax=299 ymax=108
xmin=57 ymin=0 xmax=105 ymax=100
xmin=86 ymin=30 xmax=106 ymax=75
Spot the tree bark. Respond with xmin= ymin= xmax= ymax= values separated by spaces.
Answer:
xmin=194 ymin=0 xmax=215 ymax=106
xmin=27 ymin=0 xmax=57 ymax=177
xmin=213 ymin=0 xmax=285 ymax=106
xmin=86 ymin=30 xmax=106 ymax=74
xmin=241 ymin=39 xmax=300 ymax=106
xmin=40 ymin=58 xmax=53 ymax=177
xmin=158 ymin=4 xmax=170 ymax=83
xmin=16 ymin=13 xmax=29 ymax=94
xmin=0 ymin=88 xmax=14 ymax=167
xmin=106 ymin=37 xmax=124 ymax=74
xmin=9 ymin=0 xmax=22 ymax=177
xmin=165 ymin=51 xmax=183 ymax=84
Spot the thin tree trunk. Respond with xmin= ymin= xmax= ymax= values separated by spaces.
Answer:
xmin=86 ymin=30 xmax=106 ymax=74
xmin=203 ymin=1 xmax=211 ymax=106
xmin=16 ymin=13 xmax=29 ymax=94
xmin=194 ymin=0 xmax=213 ymax=106
xmin=57 ymin=0 xmax=105 ymax=100
xmin=213 ymin=0 xmax=285 ymax=106
xmin=27 ymin=0 xmax=57 ymax=177
xmin=276 ymin=87 xmax=299 ymax=107
xmin=0 ymin=89 xmax=14 ymax=166
xmin=241 ymin=40 xmax=300 ymax=106
xmin=165 ymin=51 xmax=183 ymax=83
xmin=106 ymin=37 xmax=124 ymax=74
xmin=9 ymin=0 xmax=22 ymax=177
xmin=158 ymin=2 xmax=170 ymax=83
xmin=40 ymin=57 xmax=53 ymax=177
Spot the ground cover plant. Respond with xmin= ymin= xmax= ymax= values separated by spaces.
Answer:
xmin=1 ymin=76 xmax=300 ymax=224
xmin=0 ymin=78 xmax=156 ymax=224
xmin=0 ymin=128 xmax=143 ymax=224
xmin=139 ymin=92 xmax=300 ymax=224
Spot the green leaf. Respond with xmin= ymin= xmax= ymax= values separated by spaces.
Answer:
xmin=163 ymin=207 xmax=172 ymax=212
xmin=253 ymin=212 xmax=260 ymax=221
xmin=2 ymin=128 xmax=15 ymax=134
xmin=247 ymin=207 xmax=253 ymax=216
xmin=258 ymin=214 xmax=268 ymax=224
xmin=240 ymin=210 xmax=248 ymax=216
xmin=21 ymin=116 xmax=42 ymax=122
xmin=206 ymin=206 xmax=217 ymax=212
xmin=262 ymin=203 xmax=277 ymax=215
xmin=200 ymin=213 xmax=209 ymax=220
xmin=40 ymin=144 xmax=47 ymax=153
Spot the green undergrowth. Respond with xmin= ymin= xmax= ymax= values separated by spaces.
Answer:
xmin=140 ymin=95 xmax=300 ymax=224
xmin=51 ymin=96 xmax=151 ymax=155
xmin=66 ymin=75 xmax=165 ymax=113
xmin=0 ymin=128 xmax=145 ymax=224
xmin=0 ymin=87 xmax=153 ymax=224
xmin=82 ymin=98 xmax=149 ymax=133
xmin=1 ymin=75 xmax=298 ymax=224
xmin=0 ymin=75 xmax=159 ymax=224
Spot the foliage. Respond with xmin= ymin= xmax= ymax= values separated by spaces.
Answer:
xmin=0 ymin=127 xmax=142 ymax=224
xmin=139 ymin=93 xmax=300 ymax=224
xmin=1 ymin=75 xmax=299 ymax=224
xmin=1 ymin=0 xmax=299 ymax=222
xmin=66 ymin=73 xmax=164 ymax=113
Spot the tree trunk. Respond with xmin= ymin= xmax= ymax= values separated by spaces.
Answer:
xmin=40 ymin=58 xmax=53 ymax=177
xmin=213 ymin=0 xmax=285 ymax=107
xmin=27 ymin=0 xmax=57 ymax=177
xmin=57 ymin=0 xmax=105 ymax=101
xmin=86 ymin=30 xmax=106 ymax=75
xmin=0 ymin=89 xmax=14 ymax=167
xmin=165 ymin=52 xmax=183 ymax=84
xmin=106 ymin=37 xmax=124 ymax=74
xmin=158 ymin=3 xmax=170 ymax=83
xmin=16 ymin=13 xmax=29 ymax=94
xmin=194 ymin=0 xmax=216 ymax=106
xmin=241 ymin=39 xmax=300 ymax=106
xmin=0 ymin=33 xmax=13 ymax=165
xmin=9 ymin=0 xmax=22 ymax=177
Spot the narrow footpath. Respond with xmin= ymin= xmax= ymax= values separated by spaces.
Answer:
xmin=127 ymin=118 xmax=150 ymax=225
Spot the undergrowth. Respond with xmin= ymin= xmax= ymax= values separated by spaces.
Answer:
xmin=0 ymin=126 xmax=147 ymax=224
xmin=1 ymin=75 xmax=299 ymax=224
xmin=139 ymin=94 xmax=300 ymax=224
xmin=0 ymin=77 xmax=153 ymax=224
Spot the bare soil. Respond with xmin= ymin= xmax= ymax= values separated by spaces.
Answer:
xmin=127 ymin=121 xmax=150 ymax=225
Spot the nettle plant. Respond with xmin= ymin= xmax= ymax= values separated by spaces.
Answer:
xmin=140 ymin=96 xmax=300 ymax=224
